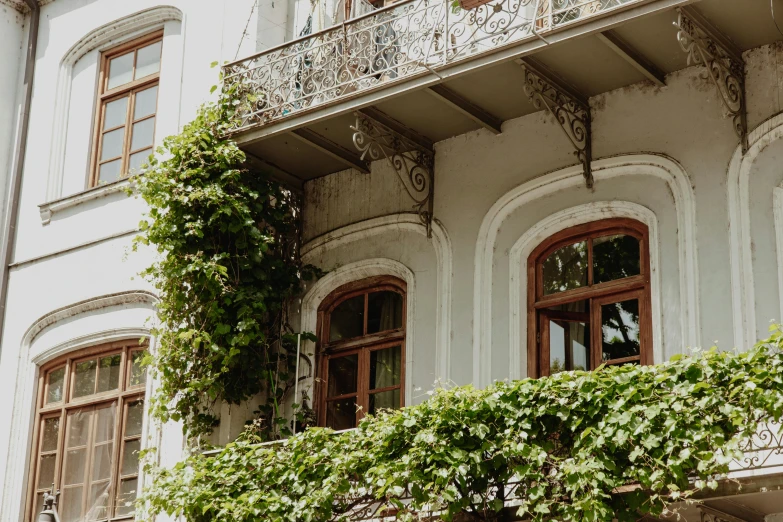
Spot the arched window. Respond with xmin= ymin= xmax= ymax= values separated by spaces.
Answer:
xmin=316 ymin=277 xmax=406 ymax=430
xmin=527 ymin=219 xmax=652 ymax=377
xmin=26 ymin=341 xmax=147 ymax=521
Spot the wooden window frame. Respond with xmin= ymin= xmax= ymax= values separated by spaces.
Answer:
xmin=315 ymin=276 xmax=407 ymax=428
xmin=89 ymin=31 xmax=162 ymax=187
xmin=526 ymin=218 xmax=652 ymax=378
xmin=25 ymin=340 xmax=148 ymax=522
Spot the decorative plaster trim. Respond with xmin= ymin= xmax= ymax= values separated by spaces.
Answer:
xmin=302 ymin=214 xmax=453 ymax=382
xmin=0 ymin=291 xmax=159 ymax=522
xmin=46 ymin=6 xmax=182 ymax=200
xmin=508 ymin=202 xmax=663 ymax=380
xmin=300 ymin=259 xmax=416 ymax=402
xmin=474 ymin=154 xmax=700 ymax=387
xmin=727 ymin=113 xmax=783 ymax=350
xmin=773 ymin=186 xmax=783 ymax=329
xmin=39 ymin=178 xmax=133 ymax=225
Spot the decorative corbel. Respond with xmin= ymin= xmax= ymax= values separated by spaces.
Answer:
xmin=675 ymin=7 xmax=748 ymax=153
xmin=518 ymin=58 xmax=593 ymax=188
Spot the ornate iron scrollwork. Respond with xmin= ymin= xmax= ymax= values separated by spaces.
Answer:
xmin=520 ymin=61 xmax=593 ymax=188
xmin=675 ymin=8 xmax=748 ymax=153
xmin=350 ymin=113 xmax=435 ymax=236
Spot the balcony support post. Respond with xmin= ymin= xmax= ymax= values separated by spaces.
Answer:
xmin=517 ymin=58 xmax=593 ymax=188
xmin=350 ymin=112 xmax=435 ymax=237
xmin=675 ymin=6 xmax=748 ymax=153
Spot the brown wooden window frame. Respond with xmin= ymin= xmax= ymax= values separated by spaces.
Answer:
xmin=526 ymin=218 xmax=653 ymax=378
xmin=89 ymin=31 xmax=162 ymax=187
xmin=316 ymin=276 xmax=407 ymax=429
xmin=25 ymin=341 xmax=148 ymax=522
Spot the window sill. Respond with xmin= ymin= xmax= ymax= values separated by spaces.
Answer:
xmin=38 ymin=178 xmax=135 ymax=225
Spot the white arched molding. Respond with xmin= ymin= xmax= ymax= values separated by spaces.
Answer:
xmin=775 ymin=186 xmax=783 ymax=327
xmin=474 ymin=154 xmax=700 ymax=387
xmin=302 ymin=214 xmax=453 ymax=384
xmin=300 ymin=259 xmax=416 ymax=403
xmin=509 ymin=202 xmax=663 ymax=380
xmin=46 ymin=6 xmax=183 ymax=200
xmin=0 ymin=291 xmax=159 ymax=522
xmin=727 ymin=113 xmax=783 ymax=350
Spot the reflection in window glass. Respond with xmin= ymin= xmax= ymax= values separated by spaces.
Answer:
xmin=367 ymin=292 xmax=403 ymax=334
xmin=593 ymin=235 xmax=641 ymax=284
xmin=329 ymin=295 xmax=364 ymax=341
xmin=542 ymin=241 xmax=587 ymax=295
xmin=130 ymin=351 xmax=147 ymax=387
xmin=548 ymin=320 xmax=590 ymax=374
xmin=325 ymin=398 xmax=356 ymax=430
xmin=47 ymin=367 xmax=65 ymax=404
xmin=327 ymin=355 xmax=358 ymax=397
xmin=369 ymin=346 xmax=401 ymax=389
xmin=601 ymin=299 xmax=640 ymax=362
xmin=369 ymin=389 xmax=400 ymax=414
xmin=73 ymin=360 xmax=97 ymax=398
xmin=96 ymin=354 xmax=121 ymax=393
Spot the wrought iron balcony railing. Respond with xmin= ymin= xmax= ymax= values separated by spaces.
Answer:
xmin=222 ymin=0 xmax=643 ymax=134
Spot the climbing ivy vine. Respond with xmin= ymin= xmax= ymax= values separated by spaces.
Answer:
xmin=133 ymin=67 xmax=316 ymax=440
xmin=141 ymin=331 xmax=783 ymax=522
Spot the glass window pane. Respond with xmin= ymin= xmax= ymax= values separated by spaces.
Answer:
xmin=367 ymin=291 xmax=403 ymax=334
xmin=107 ymin=52 xmax=134 ymax=90
xmin=98 ymin=160 xmax=121 ymax=184
xmin=369 ymin=389 xmax=400 ymax=415
xmin=134 ymin=85 xmax=158 ymax=119
xmin=129 ymin=149 xmax=152 ymax=174
xmin=593 ymin=234 xmax=641 ymax=284
xmin=369 ymin=346 xmax=401 ymax=390
xmin=130 ymin=351 xmax=147 ymax=387
xmin=325 ymin=398 xmax=356 ymax=430
xmin=134 ymin=41 xmax=162 ymax=80
xmin=100 ymin=127 xmax=124 ymax=161
xmin=60 ymin=486 xmax=83 ymax=522
xmin=67 ymin=409 xmax=92 ymax=447
xmin=548 ymin=320 xmax=590 ymax=374
xmin=91 ymin=443 xmax=113 ymax=481
xmin=131 ymin=117 xmax=155 ymax=151
xmin=34 ymin=493 xmax=45 ymax=519
xmin=103 ymin=96 xmax=128 ymax=130
xmin=94 ymin=403 xmax=115 ymax=444
xmin=97 ymin=354 xmax=121 ymax=393
xmin=37 ymin=454 xmax=56 ymax=489
xmin=41 ymin=417 xmax=60 ymax=452
xmin=542 ymin=241 xmax=587 ymax=295
xmin=115 ymin=477 xmax=138 ymax=517
xmin=329 ymin=295 xmax=364 ymax=341
xmin=121 ymin=439 xmax=141 ymax=476
xmin=327 ymin=354 xmax=358 ymax=397
xmin=63 ymin=448 xmax=86 ymax=485
xmin=46 ymin=367 xmax=65 ymax=404
xmin=88 ymin=481 xmax=111 ymax=520
xmin=601 ymin=299 xmax=640 ymax=362
xmin=125 ymin=400 xmax=144 ymax=437
xmin=72 ymin=360 xmax=97 ymax=398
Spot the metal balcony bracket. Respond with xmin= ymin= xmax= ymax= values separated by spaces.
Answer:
xmin=675 ymin=6 xmax=748 ymax=153
xmin=350 ymin=109 xmax=435 ymax=237
xmin=518 ymin=58 xmax=593 ymax=188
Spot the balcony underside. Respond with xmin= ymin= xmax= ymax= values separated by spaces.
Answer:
xmin=229 ymin=0 xmax=783 ymax=188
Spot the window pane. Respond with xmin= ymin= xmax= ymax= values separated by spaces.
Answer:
xmin=72 ymin=360 xmax=97 ymax=398
xmin=367 ymin=291 xmax=403 ymax=334
xmin=542 ymin=241 xmax=587 ymax=295
xmin=131 ymin=117 xmax=155 ymax=151
xmin=91 ymin=443 xmax=113 ymax=481
xmin=369 ymin=346 xmax=401 ymax=389
xmin=369 ymin=389 xmax=400 ymax=414
xmin=121 ymin=439 xmax=141 ymax=476
xmin=548 ymin=320 xmax=590 ymax=374
xmin=97 ymin=354 xmax=121 ymax=393
xmin=130 ymin=351 xmax=146 ymax=387
xmin=601 ymin=299 xmax=640 ymax=362
xmin=129 ymin=148 xmax=153 ymax=174
xmin=135 ymin=41 xmax=162 ymax=79
xmin=88 ymin=481 xmax=111 ymax=520
xmin=593 ymin=234 xmax=641 ymax=284
xmin=134 ymin=85 xmax=158 ymax=119
xmin=327 ymin=354 xmax=358 ymax=397
xmin=94 ymin=403 xmax=115 ymax=444
xmin=63 ymin=449 xmax=86 ymax=485
xmin=67 ymin=409 xmax=92 ymax=448
xmin=46 ymin=367 xmax=65 ymax=404
xmin=37 ymin=454 xmax=56 ymax=489
xmin=41 ymin=417 xmax=60 ymax=452
xmin=103 ymin=96 xmax=128 ymax=130
xmin=100 ymin=127 xmax=124 ymax=161
xmin=60 ymin=486 xmax=83 ymax=522
xmin=98 ymin=160 xmax=121 ymax=184
xmin=329 ymin=295 xmax=364 ymax=341
xmin=325 ymin=398 xmax=356 ymax=430
xmin=34 ymin=493 xmax=45 ymax=519
xmin=115 ymin=477 xmax=138 ymax=517
xmin=107 ymin=52 xmax=134 ymax=90
xmin=126 ymin=400 xmax=144 ymax=437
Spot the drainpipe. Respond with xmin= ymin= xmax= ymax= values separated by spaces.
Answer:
xmin=0 ymin=0 xmax=40 ymax=353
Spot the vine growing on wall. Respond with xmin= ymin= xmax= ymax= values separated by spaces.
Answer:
xmin=133 ymin=66 xmax=317 ymax=439
xmin=142 ymin=331 xmax=783 ymax=522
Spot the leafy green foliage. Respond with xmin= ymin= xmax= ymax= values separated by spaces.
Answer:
xmin=133 ymin=74 xmax=316 ymax=439
xmin=142 ymin=331 xmax=783 ymax=521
